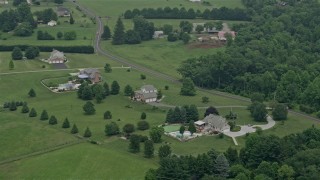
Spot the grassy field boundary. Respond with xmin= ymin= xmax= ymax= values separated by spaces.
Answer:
xmin=0 ymin=139 xmax=85 ymax=165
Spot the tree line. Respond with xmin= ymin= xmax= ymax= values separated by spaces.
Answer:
xmin=0 ymin=45 xmax=94 ymax=54
xmin=123 ymin=7 xmax=250 ymax=21
xmin=146 ymin=126 xmax=320 ymax=179
xmin=177 ymin=0 xmax=320 ymax=114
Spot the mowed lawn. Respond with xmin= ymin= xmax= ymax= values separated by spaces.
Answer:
xmin=0 ymin=112 xmax=78 ymax=161
xmin=0 ymin=143 xmax=158 ymax=180
xmin=0 ymin=1 xmax=96 ymax=46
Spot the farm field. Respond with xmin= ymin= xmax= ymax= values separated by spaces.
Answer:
xmin=101 ymin=39 xmax=224 ymax=78
xmin=0 ymin=1 xmax=95 ymax=46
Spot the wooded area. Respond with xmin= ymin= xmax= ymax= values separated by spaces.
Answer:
xmin=178 ymin=0 xmax=320 ymax=113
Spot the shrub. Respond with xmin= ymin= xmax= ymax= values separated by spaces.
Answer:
xmin=105 ymin=122 xmax=120 ymax=136
xmin=140 ymin=112 xmax=146 ymax=120
xmin=104 ymin=111 xmax=112 ymax=119
xmin=49 ymin=115 xmax=58 ymax=125
xmin=137 ymin=121 xmax=150 ymax=130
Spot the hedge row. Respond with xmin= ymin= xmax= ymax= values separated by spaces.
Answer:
xmin=0 ymin=45 xmax=94 ymax=54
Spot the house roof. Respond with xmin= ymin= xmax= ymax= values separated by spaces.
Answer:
xmin=48 ymin=20 xmax=57 ymax=24
xmin=141 ymin=85 xmax=156 ymax=92
xmin=135 ymin=90 xmax=157 ymax=99
xmin=195 ymin=120 xmax=205 ymax=126
xmin=79 ymin=68 xmax=100 ymax=80
xmin=49 ymin=49 xmax=65 ymax=61
xmin=202 ymin=114 xmax=229 ymax=130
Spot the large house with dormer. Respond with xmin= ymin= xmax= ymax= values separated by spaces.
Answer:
xmin=134 ymin=85 xmax=158 ymax=103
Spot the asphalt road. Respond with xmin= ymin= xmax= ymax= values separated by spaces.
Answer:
xmin=70 ymin=0 xmax=320 ymax=123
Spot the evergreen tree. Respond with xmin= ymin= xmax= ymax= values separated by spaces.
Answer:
xmin=180 ymin=78 xmax=196 ymax=96
xmin=124 ymin=85 xmax=133 ymax=96
xmin=224 ymin=147 xmax=239 ymax=165
xmin=81 ymin=86 xmax=93 ymax=100
xmin=144 ymin=140 xmax=154 ymax=158
xmin=172 ymin=106 xmax=182 ymax=123
xmin=69 ymin=14 xmax=74 ymax=24
xmin=123 ymin=123 xmax=135 ymax=136
xmin=166 ymin=109 xmax=174 ymax=123
xmin=149 ymin=127 xmax=164 ymax=143
xmin=105 ymin=122 xmax=120 ymax=136
xmin=111 ymin=81 xmax=120 ymax=95
xmin=272 ymin=103 xmax=288 ymax=120
xmin=28 ymin=88 xmax=36 ymax=97
xmin=137 ymin=121 xmax=150 ymax=130
xmin=104 ymin=111 xmax=112 ymax=119
xmin=21 ymin=104 xmax=29 ymax=113
xmin=129 ymin=134 xmax=140 ymax=153
xmin=104 ymin=63 xmax=112 ymax=73
xmin=62 ymin=118 xmax=70 ymax=128
xmin=103 ymin=82 xmax=110 ymax=96
xmin=25 ymin=46 xmax=37 ymax=59
xmin=214 ymin=154 xmax=230 ymax=178
xmin=40 ymin=110 xmax=49 ymax=120
xmin=29 ymin=108 xmax=37 ymax=117
xmin=141 ymin=112 xmax=146 ymax=120
xmin=9 ymin=101 xmax=17 ymax=111
xmin=181 ymin=32 xmax=191 ymax=44
xmin=204 ymin=106 xmax=219 ymax=116
xmin=71 ymin=124 xmax=78 ymax=134
xmin=157 ymin=90 xmax=162 ymax=100
xmin=57 ymin=31 xmax=63 ymax=39
xmin=12 ymin=47 xmax=23 ymax=60
xmin=249 ymin=102 xmax=268 ymax=122
xmin=179 ymin=125 xmax=185 ymax=135
xmin=9 ymin=60 xmax=14 ymax=70
xmin=49 ymin=115 xmax=58 ymax=125
xmin=83 ymin=101 xmax=95 ymax=115
xmin=83 ymin=127 xmax=92 ymax=137
xmin=101 ymin=25 xmax=111 ymax=40
xmin=188 ymin=120 xmax=197 ymax=135
xmin=187 ymin=104 xmax=199 ymax=122
xmin=112 ymin=17 xmax=125 ymax=45
xmin=158 ymin=145 xmax=171 ymax=159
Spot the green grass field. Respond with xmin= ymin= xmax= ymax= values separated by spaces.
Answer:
xmin=78 ymin=0 xmax=243 ymax=28
xmin=0 ymin=143 xmax=158 ymax=179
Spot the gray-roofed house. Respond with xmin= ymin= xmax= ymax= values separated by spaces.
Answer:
xmin=134 ymin=85 xmax=158 ymax=103
xmin=48 ymin=49 xmax=66 ymax=64
xmin=57 ymin=6 xmax=71 ymax=17
xmin=78 ymin=68 xmax=101 ymax=84
xmin=202 ymin=114 xmax=230 ymax=132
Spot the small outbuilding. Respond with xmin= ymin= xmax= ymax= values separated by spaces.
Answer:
xmin=134 ymin=85 xmax=158 ymax=103
xmin=153 ymin=31 xmax=164 ymax=39
xmin=190 ymin=0 xmax=201 ymax=2
xmin=48 ymin=20 xmax=57 ymax=27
